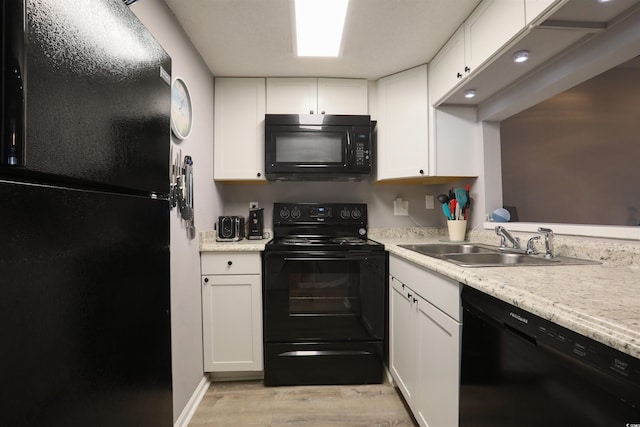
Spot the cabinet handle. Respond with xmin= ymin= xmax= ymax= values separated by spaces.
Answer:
xmin=257 ymin=172 xmax=261 ymax=178
xmin=464 ymin=66 xmax=470 ymax=72
xmin=309 ymin=109 xmax=314 ymax=114
xmin=413 ymin=297 xmax=418 ymax=303
xmin=321 ymin=110 xmax=325 ymax=115
xmin=204 ymin=277 xmax=209 ymax=283
xmin=407 ymin=292 xmax=412 ymax=299
xmin=227 ymin=261 xmax=233 ymax=266
xmin=419 ymin=169 xmax=424 ymax=175
xmin=456 ymin=72 xmax=462 ymax=79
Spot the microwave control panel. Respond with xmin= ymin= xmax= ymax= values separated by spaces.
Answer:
xmin=354 ymin=129 xmax=371 ymax=167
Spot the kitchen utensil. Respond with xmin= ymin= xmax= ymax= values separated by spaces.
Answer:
xmin=454 ymin=188 xmax=467 ymax=210
xmin=437 ymin=194 xmax=450 ymax=205
xmin=442 ymin=203 xmax=453 ymax=220
xmin=169 ymin=146 xmax=177 ymax=208
xmin=464 ymin=184 xmax=471 ymax=219
xmin=450 ymin=199 xmax=457 ymax=220
xmin=181 ymin=156 xmax=193 ymax=221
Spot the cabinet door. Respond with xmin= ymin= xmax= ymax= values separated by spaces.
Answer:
xmin=214 ymin=78 xmax=266 ymax=181
xmin=376 ymin=65 xmax=429 ymax=180
xmin=202 ymin=274 xmax=263 ymax=372
xmin=266 ymin=78 xmax=317 ymax=114
xmin=389 ymin=276 xmax=417 ymax=404
xmin=465 ymin=0 xmax=525 ymax=71
xmin=525 ymin=0 xmax=556 ymax=24
xmin=415 ymin=295 xmax=461 ymax=427
xmin=430 ymin=106 xmax=479 ymax=177
xmin=317 ymin=78 xmax=368 ymax=115
xmin=429 ymin=25 xmax=466 ymax=106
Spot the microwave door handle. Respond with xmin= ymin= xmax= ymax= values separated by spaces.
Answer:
xmin=345 ymin=131 xmax=351 ymax=167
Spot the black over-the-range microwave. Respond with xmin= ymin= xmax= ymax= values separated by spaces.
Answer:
xmin=264 ymin=114 xmax=374 ymax=181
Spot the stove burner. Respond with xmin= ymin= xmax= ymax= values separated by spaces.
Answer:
xmin=280 ymin=237 xmax=313 ymax=245
xmin=330 ymin=237 xmax=367 ymax=245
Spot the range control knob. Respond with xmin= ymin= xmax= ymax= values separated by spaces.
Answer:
xmin=279 ymin=208 xmax=290 ymax=219
xmin=340 ymin=208 xmax=351 ymax=219
xmin=291 ymin=208 xmax=301 ymax=219
xmin=351 ymin=208 xmax=362 ymax=219
xmin=358 ymin=227 xmax=367 ymax=236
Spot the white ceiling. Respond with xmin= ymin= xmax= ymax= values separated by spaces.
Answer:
xmin=162 ymin=0 xmax=481 ymax=80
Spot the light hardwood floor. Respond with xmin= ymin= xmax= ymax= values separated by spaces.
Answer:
xmin=188 ymin=380 xmax=418 ymax=427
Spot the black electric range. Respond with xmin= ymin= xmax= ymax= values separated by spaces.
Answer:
xmin=263 ymin=202 xmax=388 ymax=386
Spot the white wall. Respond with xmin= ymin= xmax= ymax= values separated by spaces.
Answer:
xmin=131 ymin=1 xmax=221 ymax=422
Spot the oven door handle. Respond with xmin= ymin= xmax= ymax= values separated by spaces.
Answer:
xmin=280 ymin=350 xmax=372 ymax=357
xmin=283 ymin=257 xmax=368 ymax=262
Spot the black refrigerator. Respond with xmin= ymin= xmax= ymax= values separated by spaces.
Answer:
xmin=1 ymin=1 xmax=173 ymax=426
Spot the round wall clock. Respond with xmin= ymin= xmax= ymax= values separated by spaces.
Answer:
xmin=170 ymin=77 xmax=193 ymax=140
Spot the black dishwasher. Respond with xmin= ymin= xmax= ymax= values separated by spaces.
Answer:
xmin=460 ymin=286 xmax=640 ymax=427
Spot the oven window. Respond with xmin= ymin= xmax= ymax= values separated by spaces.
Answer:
xmin=275 ymin=133 xmax=343 ymax=163
xmin=288 ymin=261 xmax=359 ymax=316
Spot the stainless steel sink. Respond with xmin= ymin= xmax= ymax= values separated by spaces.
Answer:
xmin=398 ymin=243 xmax=497 ymax=256
xmin=398 ymin=243 xmax=599 ymax=267
xmin=442 ymin=252 xmax=559 ymax=267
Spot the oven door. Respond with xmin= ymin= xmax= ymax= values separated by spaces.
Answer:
xmin=263 ymin=250 xmax=387 ymax=343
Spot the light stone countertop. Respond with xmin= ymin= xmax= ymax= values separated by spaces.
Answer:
xmin=199 ymin=230 xmax=271 ymax=252
xmin=199 ymin=226 xmax=640 ymax=359
xmin=370 ymin=228 xmax=640 ymax=360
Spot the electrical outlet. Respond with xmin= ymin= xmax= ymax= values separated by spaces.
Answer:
xmin=249 ymin=202 xmax=259 ymax=209
xmin=425 ymin=194 xmax=434 ymax=209
xmin=393 ymin=198 xmax=409 ymax=216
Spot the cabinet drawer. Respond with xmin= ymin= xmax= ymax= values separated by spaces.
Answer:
xmin=390 ymin=254 xmax=461 ymax=321
xmin=201 ymin=253 xmax=261 ymax=275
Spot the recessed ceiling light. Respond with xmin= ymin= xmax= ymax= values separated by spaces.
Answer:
xmin=513 ymin=50 xmax=529 ymax=63
xmin=294 ymin=0 xmax=349 ymax=57
xmin=464 ymin=89 xmax=476 ymax=99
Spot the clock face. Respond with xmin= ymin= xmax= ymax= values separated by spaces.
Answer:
xmin=171 ymin=78 xmax=193 ymax=140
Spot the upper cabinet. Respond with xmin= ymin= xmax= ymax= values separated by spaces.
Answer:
xmin=430 ymin=0 xmax=527 ymax=105
xmin=377 ymin=65 xmax=479 ymax=182
xmin=464 ymin=0 xmax=526 ymax=72
xmin=266 ymin=78 xmax=368 ymax=115
xmin=214 ymin=78 xmax=266 ymax=181
xmin=429 ymin=26 xmax=467 ymax=106
xmin=376 ymin=65 xmax=430 ymax=181
xmin=430 ymin=0 xmax=640 ymax=107
xmin=525 ymin=0 xmax=556 ymax=24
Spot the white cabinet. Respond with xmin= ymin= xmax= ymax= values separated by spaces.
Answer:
xmin=377 ymin=65 xmax=478 ymax=180
xmin=201 ymin=252 xmax=263 ymax=372
xmin=429 ymin=0 xmax=527 ymax=106
xmin=429 ymin=25 xmax=467 ymax=105
xmin=389 ymin=255 xmax=461 ymax=427
xmin=525 ymin=0 xmax=557 ymax=24
xmin=266 ymin=77 xmax=368 ymax=115
xmin=214 ymin=78 xmax=266 ymax=181
xmin=376 ymin=65 xmax=430 ymax=180
xmin=429 ymin=106 xmax=478 ymax=177
xmin=464 ymin=0 xmax=525 ymax=72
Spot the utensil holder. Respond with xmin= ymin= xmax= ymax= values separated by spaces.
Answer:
xmin=447 ymin=220 xmax=467 ymax=241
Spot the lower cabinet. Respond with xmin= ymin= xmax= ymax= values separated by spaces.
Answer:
xmin=201 ymin=252 xmax=263 ymax=372
xmin=389 ymin=254 xmax=461 ymax=427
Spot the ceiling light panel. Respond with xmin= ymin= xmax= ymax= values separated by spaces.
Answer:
xmin=295 ymin=0 xmax=349 ymax=57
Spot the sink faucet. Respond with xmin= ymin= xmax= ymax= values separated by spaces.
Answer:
xmin=495 ymin=226 xmax=523 ymax=252
xmin=537 ymin=227 xmax=555 ymax=259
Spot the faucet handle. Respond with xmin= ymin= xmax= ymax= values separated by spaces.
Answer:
xmin=526 ymin=235 xmax=541 ymax=255
xmin=537 ymin=227 xmax=555 ymax=258
xmin=537 ymin=227 xmax=554 ymax=237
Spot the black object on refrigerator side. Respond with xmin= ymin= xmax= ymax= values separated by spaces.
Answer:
xmin=1 ymin=1 xmax=173 ymax=426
